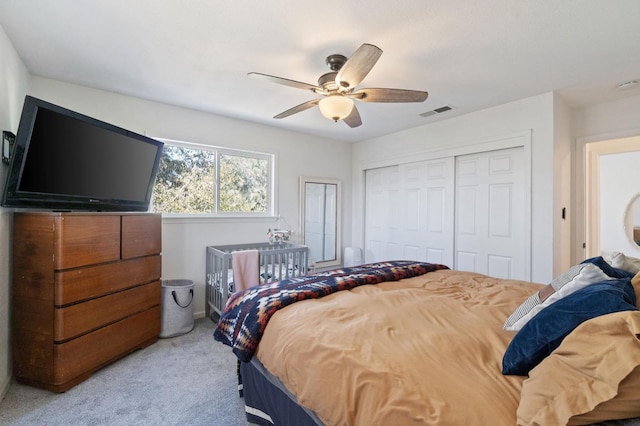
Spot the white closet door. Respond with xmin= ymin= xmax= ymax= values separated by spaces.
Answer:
xmin=364 ymin=157 xmax=455 ymax=265
xmin=364 ymin=165 xmax=401 ymax=263
xmin=455 ymin=147 xmax=526 ymax=279
xmin=364 ymin=146 xmax=527 ymax=279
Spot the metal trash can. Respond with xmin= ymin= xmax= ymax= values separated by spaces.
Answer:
xmin=160 ymin=279 xmax=195 ymax=338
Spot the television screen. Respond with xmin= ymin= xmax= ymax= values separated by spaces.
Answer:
xmin=1 ymin=96 xmax=164 ymax=211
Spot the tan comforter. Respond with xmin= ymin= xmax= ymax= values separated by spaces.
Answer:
xmin=255 ymin=269 xmax=542 ymax=426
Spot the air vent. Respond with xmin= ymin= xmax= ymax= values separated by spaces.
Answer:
xmin=420 ymin=104 xmax=454 ymax=118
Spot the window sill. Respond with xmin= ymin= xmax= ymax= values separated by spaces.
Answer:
xmin=160 ymin=214 xmax=280 ymax=225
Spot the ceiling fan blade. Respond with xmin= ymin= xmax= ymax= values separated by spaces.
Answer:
xmin=336 ymin=43 xmax=383 ymax=90
xmin=248 ymin=72 xmax=322 ymax=93
xmin=350 ymin=88 xmax=429 ymax=103
xmin=343 ymin=104 xmax=362 ymax=128
xmin=273 ymin=99 xmax=321 ymax=119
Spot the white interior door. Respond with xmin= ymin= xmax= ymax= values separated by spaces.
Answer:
xmin=454 ymin=147 xmax=526 ymax=279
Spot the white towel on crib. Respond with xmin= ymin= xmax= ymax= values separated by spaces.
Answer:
xmin=232 ymin=250 xmax=259 ymax=292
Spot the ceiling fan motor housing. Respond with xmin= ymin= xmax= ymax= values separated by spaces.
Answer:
xmin=325 ymin=54 xmax=347 ymax=71
xmin=318 ymin=72 xmax=339 ymax=92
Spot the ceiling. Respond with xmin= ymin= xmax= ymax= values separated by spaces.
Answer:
xmin=1 ymin=1 xmax=639 ymax=143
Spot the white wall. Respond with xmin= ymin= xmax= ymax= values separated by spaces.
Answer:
xmin=574 ymin=95 xmax=640 ymax=139
xmin=0 ymin=24 xmax=30 ymax=400
xmin=28 ymin=77 xmax=353 ymax=319
xmin=352 ymin=93 xmax=558 ymax=284
xmin=552 ymin=93 xmax=573 ymax=276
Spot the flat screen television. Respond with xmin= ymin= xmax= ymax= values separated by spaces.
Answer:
xmin=1 ymin=96 xmax=164 ymax=212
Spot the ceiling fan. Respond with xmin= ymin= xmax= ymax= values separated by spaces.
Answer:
xmin=248 ymin=43 xmax=429 ymax=128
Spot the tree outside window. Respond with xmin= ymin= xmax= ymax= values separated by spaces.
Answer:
xmin=152 ymin=141 xmax=272 ymax=215
xmin=219 ymin=153 xmax=268 ymax=213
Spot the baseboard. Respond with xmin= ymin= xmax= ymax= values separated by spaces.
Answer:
xmin=0 ymin=374 xmax=11 ymax=402
xmin=193 ymin=310 xmax=205 ymax=320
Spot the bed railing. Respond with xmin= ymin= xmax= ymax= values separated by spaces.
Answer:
xmin=205 ymin=242 xmax=309 ymax=318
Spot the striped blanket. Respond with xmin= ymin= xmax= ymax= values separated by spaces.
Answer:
xmin=213 ymin=260 xmax=449 ymax=362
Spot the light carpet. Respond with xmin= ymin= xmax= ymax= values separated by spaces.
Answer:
xmin=0 ymin=318 xmax=248 ymax=426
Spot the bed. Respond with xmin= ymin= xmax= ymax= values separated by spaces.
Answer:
xmin=214 ymin=258 xmax=640 ymax=425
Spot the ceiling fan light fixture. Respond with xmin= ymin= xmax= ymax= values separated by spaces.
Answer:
xmin=318 ymin=95 xmax=353 ymax=122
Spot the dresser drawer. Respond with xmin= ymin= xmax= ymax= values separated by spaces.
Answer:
xmin=55 ymin=255 xmax=161 ymax=305
xmin=121 ymin=214 xmax=161 ymax=259
xmin=52 ymin=306 xmax=160 ymax=389
xmin=54 ymin=215 xmax=121 ymax=269
xmin=54 ymin=280 xmax=161 ymax=342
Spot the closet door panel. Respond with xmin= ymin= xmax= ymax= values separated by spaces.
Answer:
xmin=488 ymin=255 xmax=513 ymax=278
xmin=422 ymin=160 xmax=454 ymax=266
xmin=365 ymin=166 xmax=398 ymax=262
xmin=426 ymin=248 xmax=445 ymax=265
xmin=455 ymin=147 xmax=525 ymax=279
xmin=364 ymin=159 xmax=454 ymax=266
xmin=456 ymin=251 xmax=478 ymax=272
xmin=426 ymin=187 xmax=444 ymax=233
xmin=489 ymin=184 xmax=512 ymax=237
xmin=457 ymin=186 xmax=479 ymax=235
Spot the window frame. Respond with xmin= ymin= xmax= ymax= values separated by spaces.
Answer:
xmin=152 ymin=138 xmax=276 ymax=219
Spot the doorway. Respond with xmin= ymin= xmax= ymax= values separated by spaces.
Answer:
xmin=584 ymin=135 xmax=640 ymax=258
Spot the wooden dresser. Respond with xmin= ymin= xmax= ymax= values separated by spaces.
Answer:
xmin=12 ymin=212 xmax=162 ymax=392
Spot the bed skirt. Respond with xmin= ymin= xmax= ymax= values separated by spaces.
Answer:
xmin=239 ymin=354 xmax=640 ymax=426
xmin=240 ymin=359 xmax=322 ymax=426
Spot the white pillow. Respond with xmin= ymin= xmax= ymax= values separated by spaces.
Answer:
xmin=503 ymin=263 xmax=610 ymax=331
xmin=609 ymin=251 xmax=640 ymax=274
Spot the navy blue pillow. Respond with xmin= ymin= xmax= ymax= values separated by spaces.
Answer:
xmin=580 ymin=256 xmax=635 ymax=279
xmin=502 ymin=278 xmax=637 ymax=376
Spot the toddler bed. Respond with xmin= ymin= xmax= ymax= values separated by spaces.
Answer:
xmin=205 ymin=242 xmax=308 ymax=318
xmin=214 ymin=258 xmax=640 ymax=426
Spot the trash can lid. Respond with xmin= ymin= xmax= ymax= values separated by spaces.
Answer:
xmin=162 ymin=279 xmax=194 ymax=288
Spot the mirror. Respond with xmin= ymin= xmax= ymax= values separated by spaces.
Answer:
xmin=299 ymin=176 xmax=342 ymax=269
xmin=628 ymin=194 xmax=640 ymax=246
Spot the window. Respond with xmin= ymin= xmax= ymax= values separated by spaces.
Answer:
xmin=152 ymin=140 xmax=273 ymax=215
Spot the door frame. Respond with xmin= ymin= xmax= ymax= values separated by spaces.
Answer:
xmin=574 ymin=129 xmax=640 ymax=263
